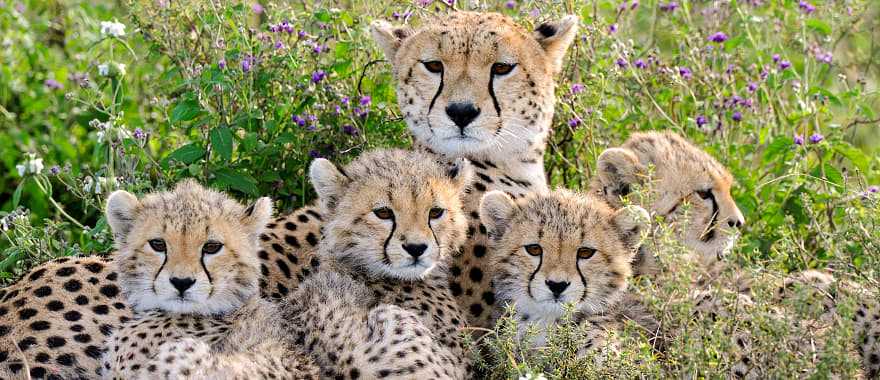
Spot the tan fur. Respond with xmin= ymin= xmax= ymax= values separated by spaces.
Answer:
xmin=279 ymin=149 xmax=473 ymax=379
xmin=481 ymin=189 xmax=654 ymax=349
xmin=589 ymin=131 xmax=746 ymax=274
xmin=99 ymin=181 xmax=316 ymax=379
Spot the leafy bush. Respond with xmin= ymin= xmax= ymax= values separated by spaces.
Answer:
xmin=1 ymin=0 xmax=878 ymax=377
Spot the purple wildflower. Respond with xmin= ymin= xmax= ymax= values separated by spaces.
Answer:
xmin=311 ymin=70 xmax=326 ymax=83
xmin=529 ymin=8 xmax=541 ymax=18
xmin=567 ymin=117 xmax=581 ymax=127
xmin=616 ymin=58 xmax=628 ymax=68
xmin=292 ymin=115 xmax=306 ymax=127
xmin=505 ymin=0 xmax=516 ymax=9
xmin=798 ymin=1 xmax=815 ymax=14
xmin=609 ymin=23 xmax=618 ymax=33
xmin=392 ymin=11 xmax=401 ymax=19
xmin=731 ymin=111 xmax=742 ymax=122
xmin=570 ymin=83 xmax=586 ymax=95
xmin=341 ymin=96 xmax=351 ymax=106
xmin=298 ymin=30 xmax=307 ymax=38
xmin=747 ymin=82 xmax=758 ymax=92
xmin=312 ymin=44 xmax=325 ymax=54
xmin=631 ymin=0 xmax=639 ymax=9
xmin=678 ymin=67 xmax=692 ymax=79
xmin=868 ymin=185 xmax=879 ymax=194
xmin=416 ymin=0 xmax=432 ymax=7
xmin=252 ymin=3 xmax=264 ymax=14
xmin=241 ymin=56 xmax=254 ymax=73
xmin=809 ymin=133 xmax=823 ymax=143
xmin=794 ymin=134 xmax=804 ymax=145
xmin=44 ymin=79 xmax=63 ymax=90
xmin=354 ymin=107 xmax=369 ymax=118
xmin=708 ymin=32 xmax=728 ymax=43
xmin=696 ymin=115 xmax=708 ymax=127
xmin=133 ymin=128 xmax=146 ymax=140
xmin=772 ymin=53 xmax=780 ymax=63
xmin=816 ymin=51 xmax=832 ymax=64
xmin=359 ymin=96 xmax=372 ymax=106
xmin=778 ymin=60 xmax=791 ymax=70
xmin=659 ymin=1 xmax=678 ymax=12
xmin=218 ymin=59 xmax=227 ymax=69
xmin=634 ymin=59 xmax=647 ymax=69
xmin=49 ymin=165 xmax=60 ymax=175
xmin=342 ymin=124 xmax=360 ymax=136
xmin=334 ymin=105 xmax=342 ymax=114
xmin=274 ymin=41 xmax=284 ymax=50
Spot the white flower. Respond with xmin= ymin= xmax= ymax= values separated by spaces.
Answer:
xmin=98 ymin=64 xmax=109 ymax=76
xmin=115 ymin=63 xmax=126 ymax=76
xmin=96 ymin=131 xmax=105 ymax=143
xmin=100 ymin=20 xmax=126 ymax=37
xmin=15 ymin=154 xmax=44 ymax=176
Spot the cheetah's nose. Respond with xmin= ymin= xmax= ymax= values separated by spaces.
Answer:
xmin=170 ymin=277 xmax=196 ymax=295
xmin=545 ymin=280 xmax=570 ymax=298
xmin=402 ymin=243 xmax=428 ymax=259
xmin=445 ymin=102 xmax=481 ymax=130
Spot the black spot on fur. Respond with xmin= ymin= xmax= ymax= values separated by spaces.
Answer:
xmin=56 ymin=266 xmax=76 ymax=276
xmin=63 ymin=279 xmax=82 ymax=292
xmin=100 ymin=284 xmax=120 ymax=298
xmin=34 ymin=286 xmax=52 ymax=297
xmin=29 ymin=268 xmax=47 ymax=281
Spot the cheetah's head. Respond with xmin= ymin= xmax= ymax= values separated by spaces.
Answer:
xmin=589 ymin=131 xmax=745 ymax=266
xmin=481 ymin=189 xmax=647 ymax=318
xmin=310 ymin=149 xmax=470 ymax=281
xmin=371 ymin=12 xmax=578 ymax=159
xmin=106 ymin=179 xmax=272 ymax=315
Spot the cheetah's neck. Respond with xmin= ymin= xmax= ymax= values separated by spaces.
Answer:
xmin=413 ymin=142 xmax=548 ymax=193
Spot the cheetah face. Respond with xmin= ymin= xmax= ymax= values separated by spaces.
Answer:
xmin=310 ymin=149 xmax=470 ymax=281
xmin=591 ymin=132 xmax=745 ymax=265
xmin=106 ymin=180 xmax=272 ymax=315
xmin=481 ymin=190 xmax=646 ymax=318
xmin=371 ymin=12 xmax=578 ymax=159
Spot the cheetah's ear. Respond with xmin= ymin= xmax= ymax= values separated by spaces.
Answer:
xmin=370 ymin=20 xmax=414 ymax=60
xmin=106 ymin=190 xmax=140 ymax=245
xmin=612 ymin=205 xmax=650 ymax=250
xmin=480 ymin=191 xmax=518 ymax=238
xmin=309 ymin=158 xmax=349 ymax=213
xmin=533 ymin=15 xmax=579 ymax=74
xmin=596 ymin=147 xmax=644 ymax=200
xmin=447 ymin=158 xmax=474 ymax=193
xmin=242 ymin=197 xmax=273 ymax=236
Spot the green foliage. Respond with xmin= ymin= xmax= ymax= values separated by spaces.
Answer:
xmin=1 ymin=0 xmax=878 ymax=376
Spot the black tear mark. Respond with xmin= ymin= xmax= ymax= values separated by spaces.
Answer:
xmin=427 ymin=63 xmax=444 ymax=113
xmin=527 ymin=253 xmax=543 ymax=299
xmin=382 ymin=215 xmax=397 ymax=265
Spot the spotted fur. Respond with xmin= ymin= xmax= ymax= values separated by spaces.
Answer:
xmin=480 ymin=189 xmax=654 ymax=350
xmin=98 ymin=181 xmax=316 ymax=379
xmin=279 ymin=149 xmax=474 ymax=379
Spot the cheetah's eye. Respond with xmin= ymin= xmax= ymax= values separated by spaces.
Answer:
xmin=429 ymin=207 xmax=445 ymax=219
xmin=202 ymin=241 xmax=223 ymax=255
xmin=696 ymin=189 xmax=713 ymax=200
xmin=148 ymin=239 xmax=166 ymax=252
xmin=491 ymin=62 xmax=516 ymax=76
xmin=577 ymin=247 xmax=597 ymax=260
xmin=524 ymin=244 xmax=543 ymax=256
xmin=373 ymin=207 xmax=394 ymax=220
xmin=422 ymin=60 xmax=443 ymax=74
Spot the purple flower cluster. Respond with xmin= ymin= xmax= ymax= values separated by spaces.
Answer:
xmin=311 ymin=70 xmax=326 ymax=83
xmin=241 ymin=55 xmax=256 ymax=73
xmin=342 ymin=124 xmax=359 ymax=136
xmin=269 ymin=21 xmax=296 ymax=34
xmin=570 ymin=83 xmax=585 ymax=95
xmin=392 ymin=10 xmax=413 ymax=20
xmin=708 ymin=32 xmax=728 ymax=43
xmin=505 ymin=0 xmax=516 ymax=9
xmin=616 ymin=57 xmax=628 ymax=68
xmin=567 ymin=117 xmax=581 ymax=127
xmin=798 ymin=1 xmax=816 ymax=14
xmin=133 ymin=128 xmax=146 ymax=140
xmin=678 ymin=67 xmax=692 ymax=79
xmin=68 ymin=72 xmax=90 ymax=88
xmin=659 ymin=1 xmax=678 ymax=12
xmin=778 ymin=60 xmax=791 ymax=70
xmin=815 ymin=51 xmax=833 ymax=64
xmin=44 ymin=79 xmax=63 ymax=90
xmin=634 ymin=59 xmax=647 ymax=69
xmin=793 ymin=134 xmax=805 ymax=145
xmin=809 ymin=133 xmax=824 ymax=143
xmin=252 ymin=3 xmax=264 ymax=14
xmin=696 ymin=115 xmax=708 ymax=128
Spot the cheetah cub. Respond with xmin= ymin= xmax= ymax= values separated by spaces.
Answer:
xmin=480 ymin=189 xmax=656 ymax=352
xmin=279 ymin=149 xmax=473 ymax=379
xmin=100 ymin=180 xmax=317 ymax=379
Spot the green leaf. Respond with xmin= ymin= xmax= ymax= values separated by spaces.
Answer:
xmin=12 ymin=181 xmax=24 ymax=208
xmin=170 ymin=99 xmax=201 ymax=122
xmin=213 ymin=169 xmax=258 ymax=196
xmin=165 ymin=143 xmax=205 ymax=165
xmin=834 ymin=142 xmax=870 ymax=173
xmin=210 ymin=127 xmax=234 ymax=161
xmin=762 ymin=138 xmax=792 ymax=164
xmin=806 ymin=18 xmax=832 ymax=36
